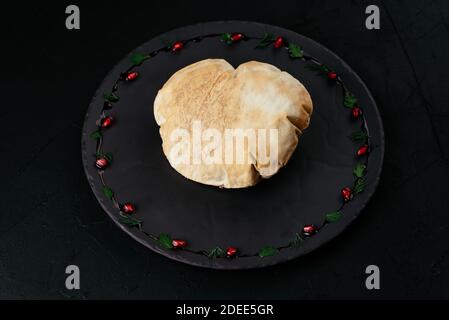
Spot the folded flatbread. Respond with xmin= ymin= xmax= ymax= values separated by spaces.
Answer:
xmin=154 ymin=59 xmax=313 ymax=188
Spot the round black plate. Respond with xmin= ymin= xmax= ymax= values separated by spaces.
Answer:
xmin=81 ymin=21 xmax=384 ymax=269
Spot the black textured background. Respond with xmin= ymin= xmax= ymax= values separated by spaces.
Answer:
xmin=1 ymin=0 xmax=448 ymax=299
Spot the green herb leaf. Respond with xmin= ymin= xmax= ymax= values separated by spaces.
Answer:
xmin=119 ymin=215 xmax=142 ymax=227
xmin=158 ymin=234 xmax=173 ymax=249
xmin=353 ymin=164 xmax=367 ymax=178
xmin=221 ymin=33 xmax=232 ymax=45
xmin=208 ymin=247 xmax=226 ymax=259
xmin=288 ymin=43 xmax=304 ymax=58
xmin=90 ymin=130 xmax=102 ymax=140
xmin=290 ymin=233 xmax=304 ymax=248
xmin=103 ymin=186 xmax=114 ymax=199
xmin=353 ymin=178 xmax=366 ymax=195
xmin=103 ymin=93 xmax=119 ymax=103
xmin=256 ymin=32 xmax=275 ymax=48
xmin=326 ymin=211 xmax=343 ymax=223
xmin=349 ymin=131 xmax=368 ymax=142
xmin=258 ymin=246 xmax=279 ymax=258
xmin=96 ymin=152 xmax=113 ymax=162
xmin=306 ymin=63 xmax=329 ymax=73
xmin=131 ymin=53 xmax=149 ymax=66
xmin=344 ymin=92 xmax=357 ymax=108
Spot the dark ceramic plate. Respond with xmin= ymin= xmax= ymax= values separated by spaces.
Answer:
xmin=81 ymin=21 xmax=384 ymax=269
